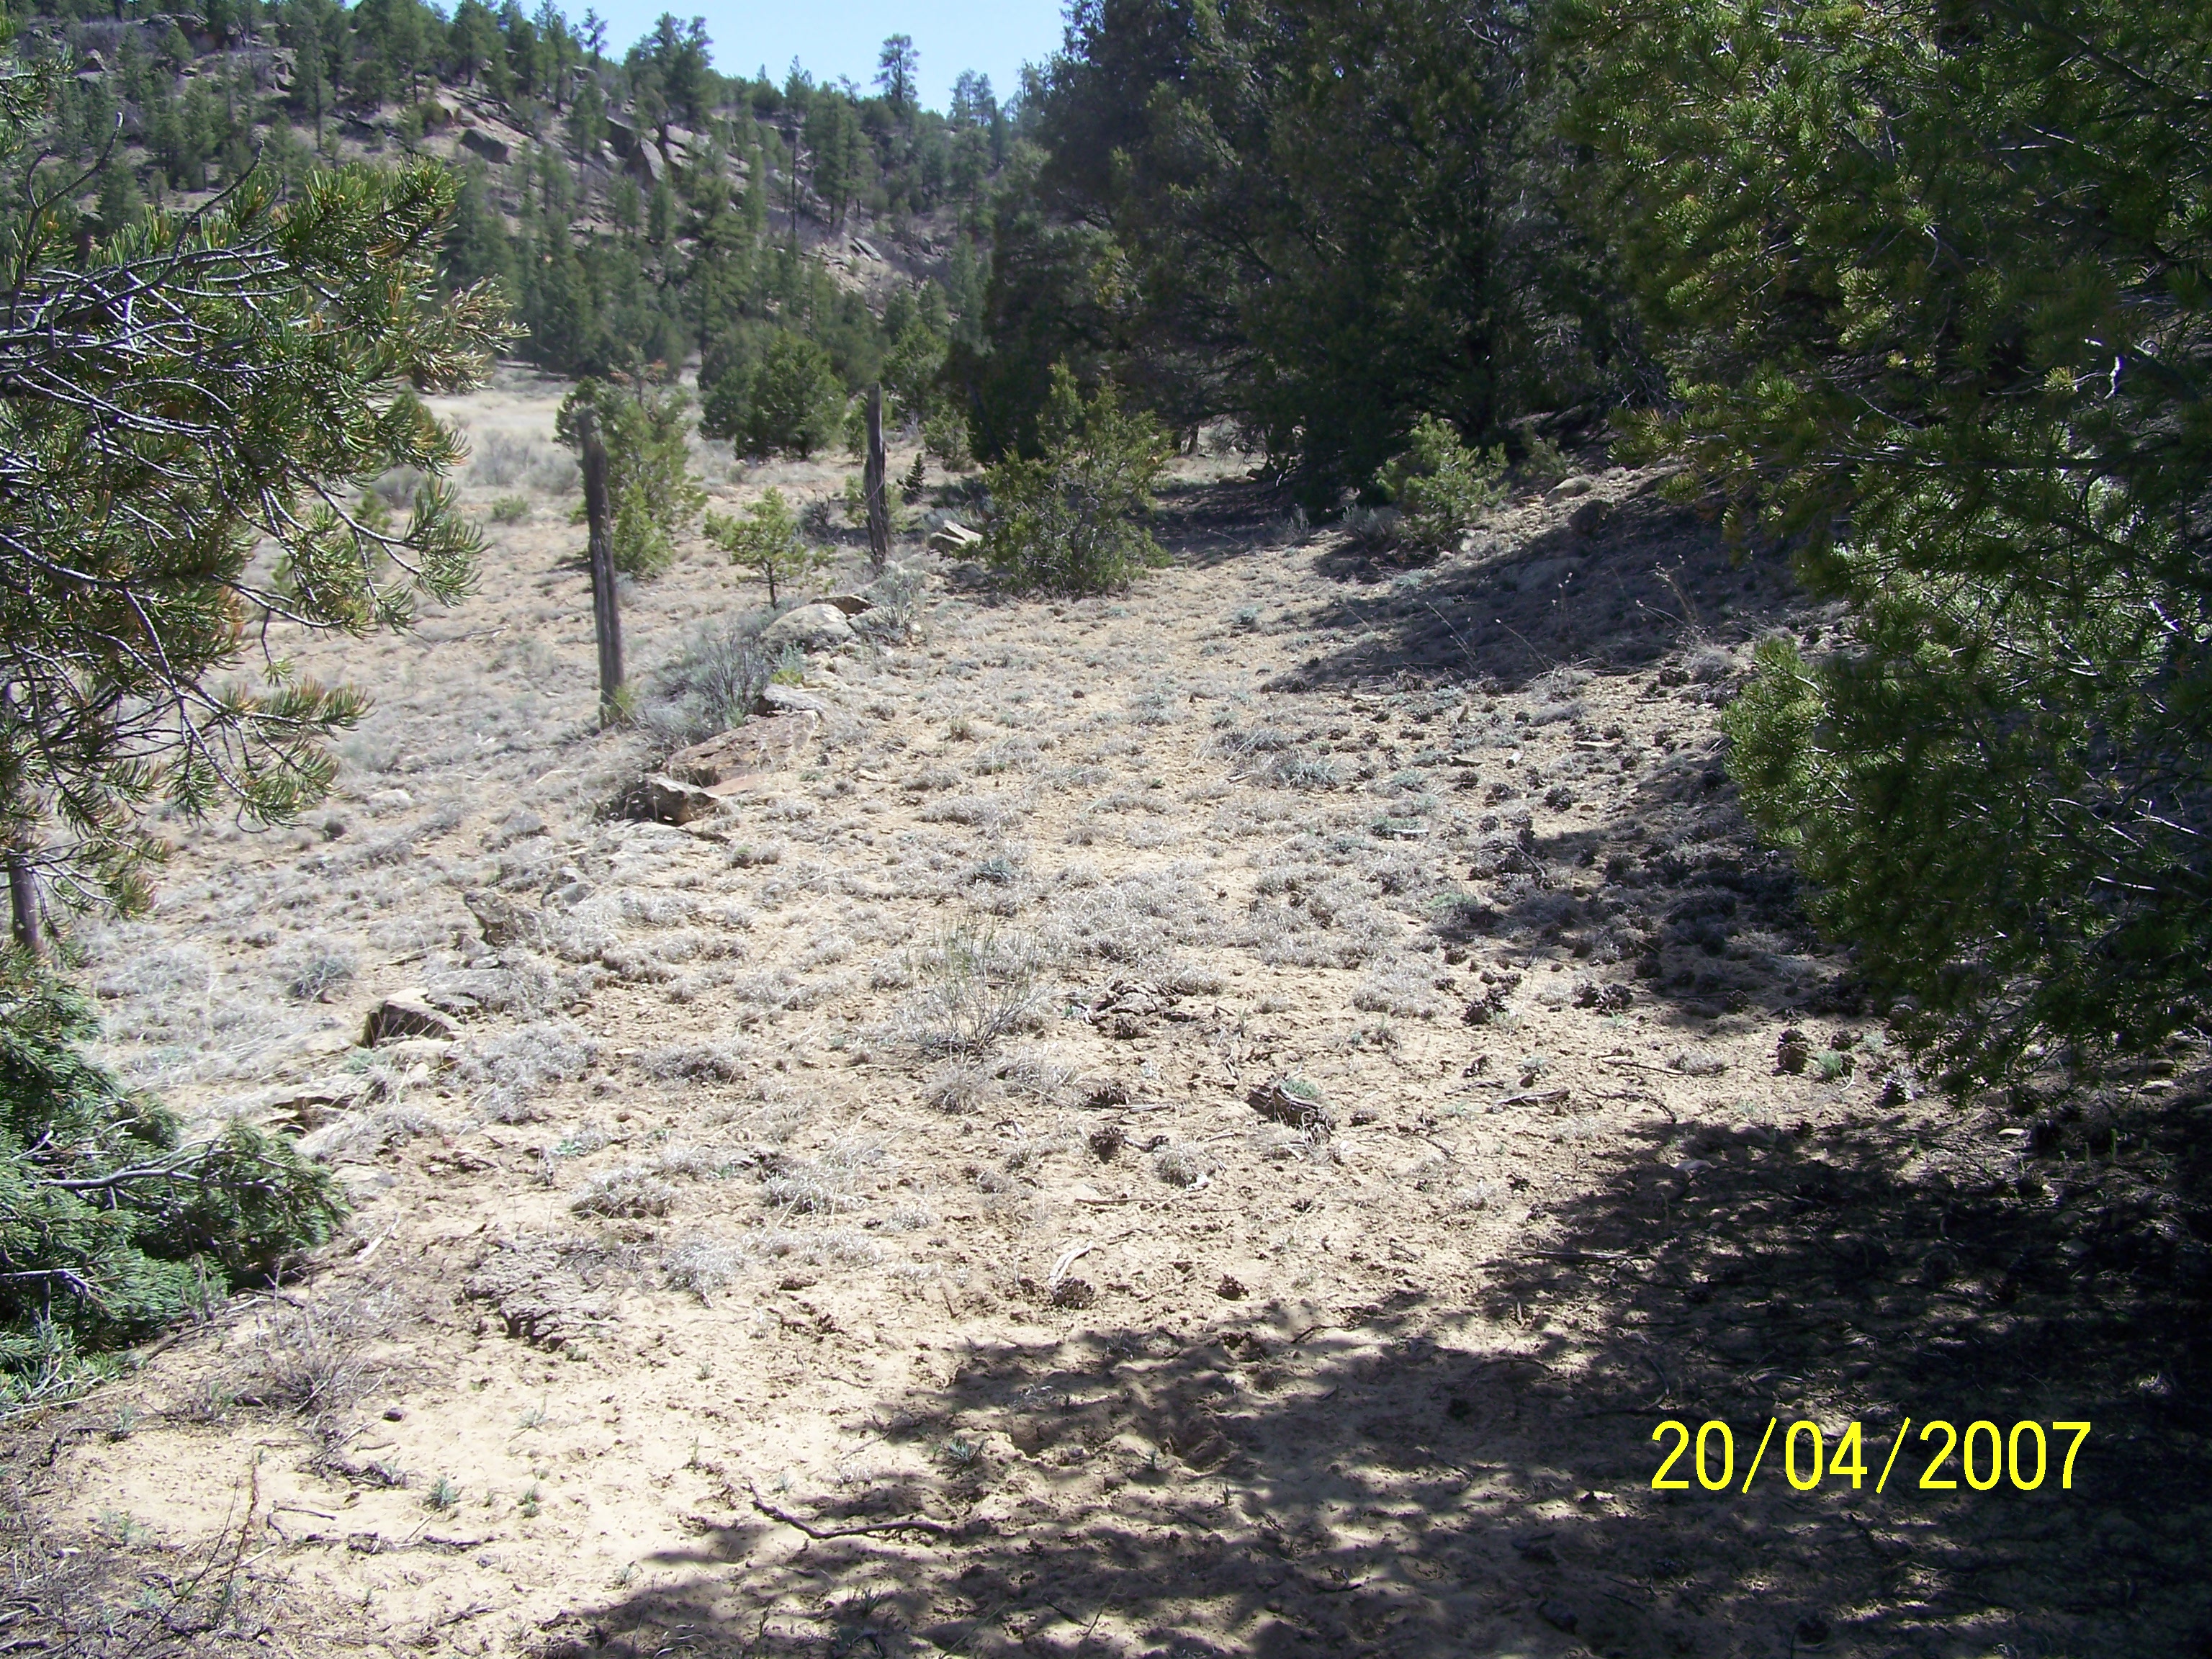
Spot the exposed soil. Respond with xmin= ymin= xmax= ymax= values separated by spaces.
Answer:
xmin=6 ymin=371 xmax=2209 ymax=1659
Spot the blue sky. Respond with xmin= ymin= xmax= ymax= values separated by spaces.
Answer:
xmin=586 ymin=0 xmax=1070 ymax=113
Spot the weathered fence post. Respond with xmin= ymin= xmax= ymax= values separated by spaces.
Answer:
xmin=864 ymin=383 xmax=891 ymax=572
xmin=577 ymin=408 xmax=626 ymax=723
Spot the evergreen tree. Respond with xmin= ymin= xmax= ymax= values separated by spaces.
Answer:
xmin=981 ymin=364 xmax=1169 ymax=593
xmin=555 ymin=377 xmax=706 ymax=575
xmin=1568 ymin=0 xmax=2212 ymax=1081
xmin=0 ymin=65 xmax=505 ymax=1383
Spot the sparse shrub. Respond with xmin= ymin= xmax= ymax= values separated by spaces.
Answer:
xmin=488 ymin=494 xmax=531 ymax=523
xmin=981 ymin=364 xmax=1170 ymax=595
xmin=704 ymin=487 xmax=831 ymax=608
xmin=469 ymin=431 xmax=536 ymax=487
xmin=1371 ymin=415 xmax=1506 ymax=555
xmin=889 ymin=926 xmax=1051 ymax=1058
xmin=643 ymin=626 xmax=778 ymax=749
xmin=237 ymin=1287 xmax=390 ymax=1414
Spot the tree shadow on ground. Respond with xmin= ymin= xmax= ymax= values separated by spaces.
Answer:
xmin=539 ymin=1069 xmax=2212 ymax=1659
xmin=1153 ymin=477 xmax=1303 ymax=570
xmin=1273 ymin=482 xmax=1807 ymax=696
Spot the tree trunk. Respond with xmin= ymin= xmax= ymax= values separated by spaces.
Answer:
xmin=864 ymin=384 xmax=891 ymax=573
xmin=8 ymin=848 xmax=41 ymax=959
xmin=578 ymin=410 xmax=626 ymax=722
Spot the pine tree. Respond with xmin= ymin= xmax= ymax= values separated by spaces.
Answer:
xmin=0 ymin=67 xmax=505 ymax=1385
xmin=555 ymin=377 xmax=706 ymax=575
xmin=1566 ymin=0 xmax=2212 ymax=1081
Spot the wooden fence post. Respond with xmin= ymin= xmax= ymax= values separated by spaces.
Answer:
xmin=578 ymin=408 xmax=626 ymax=722
xmin=864 ymin=383 xmax=891 ymax=572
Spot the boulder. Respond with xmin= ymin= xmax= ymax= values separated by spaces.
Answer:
xmin=626 ymin=775 xmax=721 ymax=827
xmin=820 ymin=592 xmax=875 ymax=616
xmin=759 ymin=603 xmax=854 ymax=652
xmin=927 ymin=521 xmax=984 ymax=557
xmin=364 ymin=994 xmax=456 ymax=1046
xmin=459 ymin=126 xmax=510 ymax=164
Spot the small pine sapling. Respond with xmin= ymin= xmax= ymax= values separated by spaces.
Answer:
xmin=703 ymin=489 xmax=830 ymax=609
xmin=1372 ymin=415 xmax=1506 ymax=556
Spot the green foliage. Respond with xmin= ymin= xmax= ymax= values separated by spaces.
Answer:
xmin=981 ymin=364 xmax=1169 ymax=594
xmin=0 ymin=104 xmax=510 ymax=917
xmin=703 ymin=331 xmax=847 ymax=459
xmin=1574 ymin=0 xmax=2212 ymax=1082
xmin=1372 ymin=415 xmax=1506 ymax=555
xmin=0 ymin=960 xmax=344 ymax=1397
xmin=703 ymin=488 xmax=829 ymax=608
xmin=996 ymin=0 xmax=1645 ymax=502
xmin=556 ymin=377 xmax=706 ymax=577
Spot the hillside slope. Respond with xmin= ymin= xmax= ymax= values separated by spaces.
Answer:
xmin=4 ymin=382 xmax=2207 ymax=1659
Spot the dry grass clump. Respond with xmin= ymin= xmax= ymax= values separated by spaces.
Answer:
xmin=884 ymin=925 xmax=1051 ymax=1058
xmin=1043 ymin=867 xmax=1220 ymax=972
xmin=922 ymin=1056 xmax=997 ymax=1113
xmin=661 ymin=1225 xmax=884 ymax=1298
xmin=917 ymin=793 xmax=1015 ymax=831
xmin=759 ymin=1139 xmax=881 ymax=1215
xmin=454 ymin=1018 xmax=595 ymax=1123
xmin=1153 ymin=1141 xmax=1215 ymax=1187
xmin=1352 ymin=957 xmax=1449 ymax=1019
xmin=276 ymin=934 xmax=358 ymax=1002
xmin=233 ymin=1285 xmax=395 ymax=1414
xmin=565 ymin=1140 xmax=742 ymax=1218
xmin=639 ymin=1041 xmax=750 ymax=1082
xmin=572 ymin=1167 xmax=678 ymax=1218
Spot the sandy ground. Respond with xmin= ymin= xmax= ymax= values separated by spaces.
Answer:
xmin=6 ymin=369 xmax=2208 ymax=1659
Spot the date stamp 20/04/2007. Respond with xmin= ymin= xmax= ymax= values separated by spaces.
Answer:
xmin=1650 ymin=1418 xmax=2090 ymax=1496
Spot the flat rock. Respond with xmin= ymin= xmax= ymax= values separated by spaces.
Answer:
xmin=758 ymin=603 xmax=855 ymax=652
xmin=364 ymin=994 xmax=456 ymax=1046
xmin=751 ymin=683 xmax=830 ymax=716
xmin=662 ymin=712 xmax=821 ymax=787
xmin=820 ymin=592 xmax=875 ymax=615
xmin=927 ymin=521 xmax=983 ymax=557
